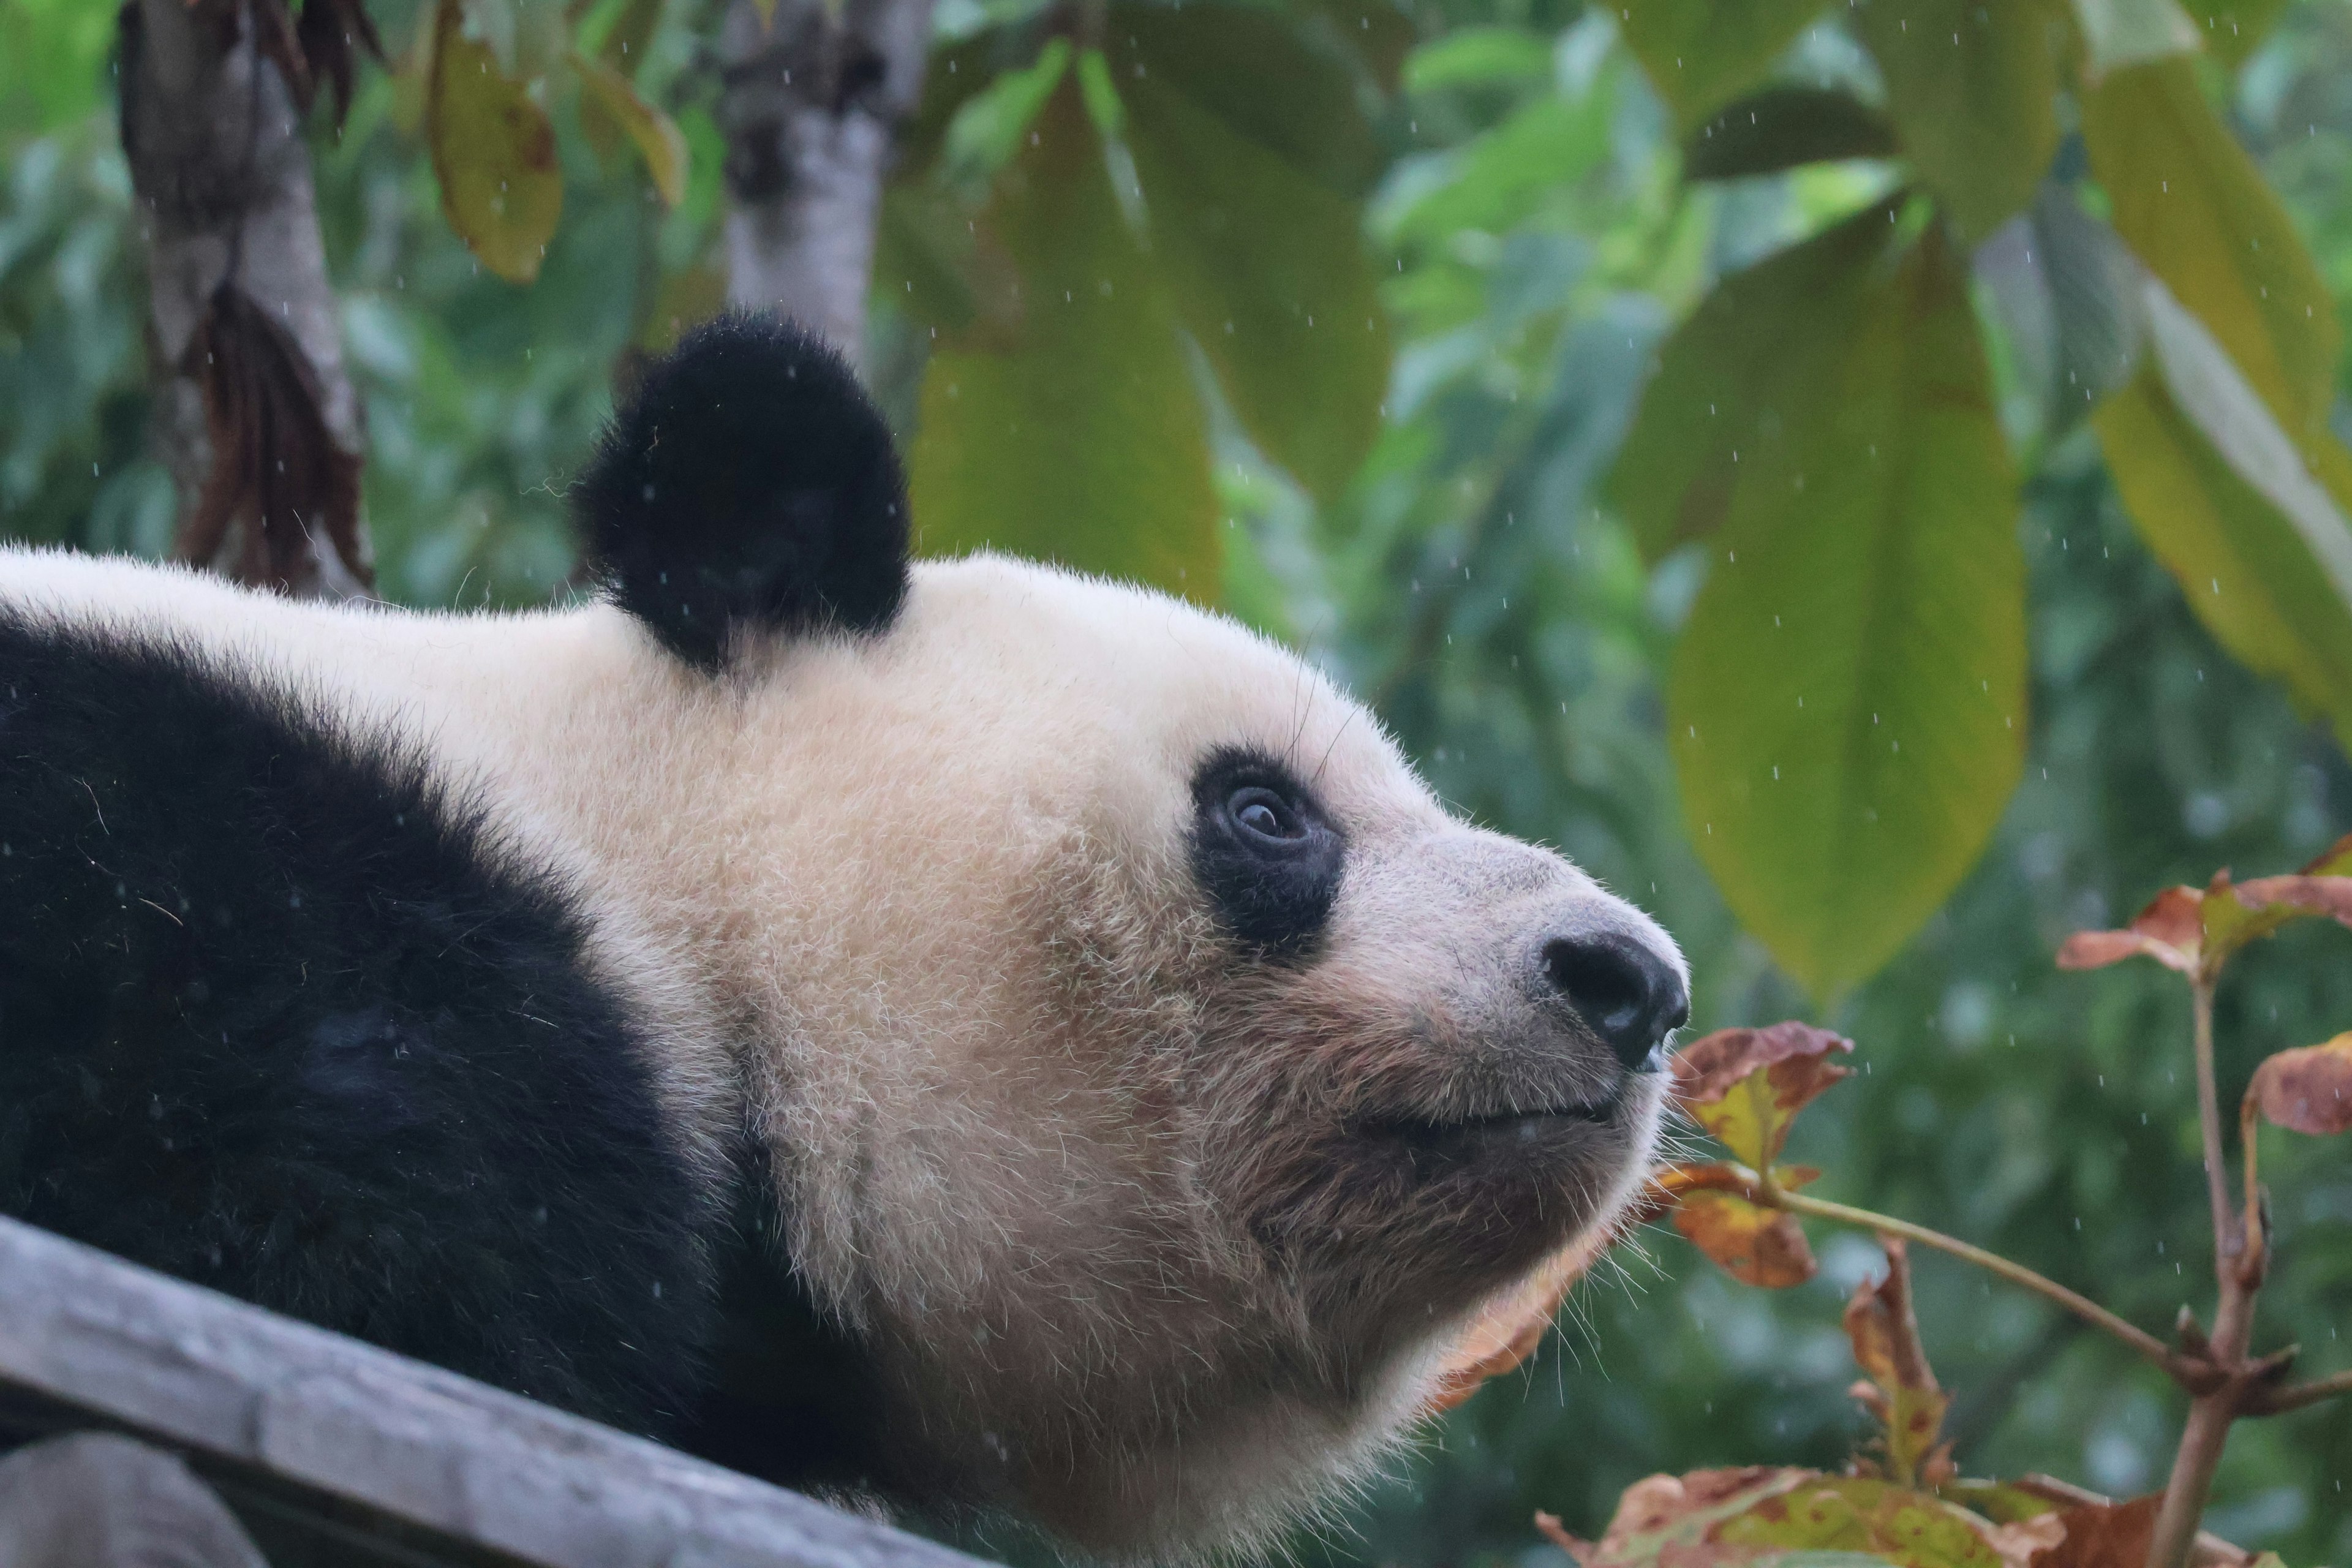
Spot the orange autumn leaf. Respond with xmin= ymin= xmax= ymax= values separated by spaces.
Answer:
xmin=1842 ymin=1238 xmax=1953 ymax=1489
xmin=1673 ymin=1189 xmax=1817 ymax=1287
xmin=1671 ymin=1022 xmax=1854 ymax=1170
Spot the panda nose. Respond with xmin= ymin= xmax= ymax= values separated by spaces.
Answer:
xmin=1542 ymin=933 xmax=1689 ymax=1072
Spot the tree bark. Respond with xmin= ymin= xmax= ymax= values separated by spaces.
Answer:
xmin=119 ymin=0 xmax=371 ymax=597
xmin=715 ymin=0 xmax=936 ymax=369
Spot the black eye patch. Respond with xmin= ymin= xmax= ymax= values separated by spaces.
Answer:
xmin=1188 ymin=747 xmax=1345 ymax=962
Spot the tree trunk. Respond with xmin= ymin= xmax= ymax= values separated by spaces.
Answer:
xmin=119 ymin=0 xmax=371 ymax=597
xmin=715 ymin=0 xmax=936 ymax=369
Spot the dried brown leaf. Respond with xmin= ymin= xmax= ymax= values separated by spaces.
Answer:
xmin=178 ymin=284 xmax=369 ymax=594
xmin=1842 ymin=1238 xmax=1951 ymax=1488
xmin=1673 ymin=1190 xmax=1817 ymax=1287
xmin=2026 ymin=1496 xmax=2161 ymax=1568
xmin=298 ymin=0 xmax=386 ymax=126
xmin=2248 ymin=1031 xmax=2352 ymax=1136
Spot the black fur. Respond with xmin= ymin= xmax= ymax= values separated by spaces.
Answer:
xmin=577 ymin=316 xmax=910 ymax=669
xmin=1188 ymin=747 xmax=1346 ymax=960
xmin=0 ymin=616 xmax=720 ymax=1434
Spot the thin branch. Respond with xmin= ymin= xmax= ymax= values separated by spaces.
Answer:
xmin=1770 ymin=1188 xmax=2193 ymax=1382
xmin=2246 ymin=1368 xmax=2352 ymax=1416
xmin=2147 ymin=977 xmax=2262 ymax=1568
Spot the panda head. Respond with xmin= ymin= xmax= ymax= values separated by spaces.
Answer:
xmin=579 ymin=317 xmax=1688 ymax=1558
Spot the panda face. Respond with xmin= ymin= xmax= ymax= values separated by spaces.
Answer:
xmin=568 ymin=319 xmax=1687 ymax=1555
xmin=709 ymin=554 xmax=1683 ymax=1555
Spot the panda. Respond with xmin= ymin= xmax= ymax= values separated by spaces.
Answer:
xmin=0 ymin=316 xmax=1687 ymax=1559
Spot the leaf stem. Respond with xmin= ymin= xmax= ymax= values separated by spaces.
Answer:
xmin=2190 ymin=979 xmax=2239 ymax=1263
xmin=1769 ymin=1188 xmax=2182 ymax=1376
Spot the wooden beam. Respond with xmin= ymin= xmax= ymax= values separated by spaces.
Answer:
xmin=0 ymin=1215 xmax=987 ymax=1568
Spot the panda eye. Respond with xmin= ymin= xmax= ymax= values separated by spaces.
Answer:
xmin=1228 ymin=786 xmax=1307 ymax=845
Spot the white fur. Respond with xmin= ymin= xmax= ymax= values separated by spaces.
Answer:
xmin=0 ymin=546 xmax=1681 ymax=1557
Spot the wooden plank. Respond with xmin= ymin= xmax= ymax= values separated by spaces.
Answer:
xmin=0 ymin=1216 xmax=988 ymax=1568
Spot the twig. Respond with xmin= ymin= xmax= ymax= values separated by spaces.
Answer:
xmin=2245 ymin=1367 xmax=2352 ymax=1416
xmin=1768 ymin=1188 xmax=2198 ymax=1383
xmin=2146 ymin=978 xmax=2261 ymax=1568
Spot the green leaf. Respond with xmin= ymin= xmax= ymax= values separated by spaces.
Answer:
xmin=2185 ymin=0 xmax=2289 ymax=65
xmin=1076 ymin=47 xmax=1124 ymax=141
xmin=571 ymin=49 xmax=688 ymax=206
xmin=1385 ymin=91 xmax=1614 ymax=248
xmin=1109 ymin=1 xmax=1385 ymax=198
xmin=1610 ymin=200 xmax=1901 ymax=564
xmin=587 ymin=0 xmax=665 ymax=67
xmin=1668 ymin=224 xmax=2026 ymax=1001
xmin=873 ymin=184 xmax=1022 ymax=338
xmin=910 ymin=85 xmax=1218 ymax=599
xmin=1123 ymin=61 xmax=1387 ymax=503
xmin=428 ymin=0 xmax=563 ymax=284
xmin=944 ymin=37 xmax=1072 ymax=191
xmin=2094 ymin=344 xmax=2352 ymax=745
xmin=1854 ymin=0 xmax=2062 ymax=242
xmin=1402 ymin=27 xmax=1554 ymax=94
xmin=1714 ymin=1477 xmax=2006 ymax=1568
xmin=2069 ymin=0 xmax=2203 ymax=76
xmin=2082 ymin=57 xmax=2339 ymax=446
xmin=2032 ymin=186 xmax=2145 ymax=433
xmin=1682 ymin=88 xmax=1897 ymax=181
xmin=1619 ymin=0 xmax=1832 ymax=129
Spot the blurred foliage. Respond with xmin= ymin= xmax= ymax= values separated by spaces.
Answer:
xmin=7 ymin=0 xmax=2352 ymax=1565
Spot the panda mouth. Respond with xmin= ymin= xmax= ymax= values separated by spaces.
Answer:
xmin=1361 ymin=1092 xmax=1621 ymax=1153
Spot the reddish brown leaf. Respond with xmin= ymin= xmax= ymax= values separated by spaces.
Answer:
xmin=179 ymin=284 xmax=370 ymax=594
xmin=2057 ymin=885 xmax=2203 ymax=974
xmin=1672 ymin=1022 xmax=1854 ymax=1170
xmin=2027 ymin=1496 xmax=2161 ymax=1568
xmin=1673 ymin=1190 xmax=1817 ymax=1287
xmin=1842 ymin=1238 xmax=1951 ymax=1488
xmin=2248 ymin=1032 xmax=2352 ymax=1136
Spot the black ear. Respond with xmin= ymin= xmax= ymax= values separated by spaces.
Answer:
xmin=576 ymin=315 xmax=910 ymax=669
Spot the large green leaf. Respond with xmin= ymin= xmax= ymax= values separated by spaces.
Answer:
xmin=2186 ymin=0 xmax=2290 ymax=64
xmin=1385 ymin=90 xmax=1614 ymax=248
xmin=1108 ymin=2 xmax=1384 ymax=198
xmin=2070 ymin=0 xmax=2203 ymax=75
xmin=1854 ymin=0 xmax=2061 ymax=242
xmin=1620 ymin=0 xmax=1832 ymax=129
xmin=1610 ymin=201 xmax=1901 ymax=564
xmin=2095 ymin=287 xmax=2352 ymax=741
xmin=909 ymin=85 xmax=1218 ymax=599
xmin=1682 ymin=88 xmax=1896 ymax=181
xmin=1669 ymin=224 xmax=2026 ymax=1000
xmin=1123 ymin=62 xmax=1388 ymax=504
xmin=2082 ymin=58 xmax=2340 ymax=447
